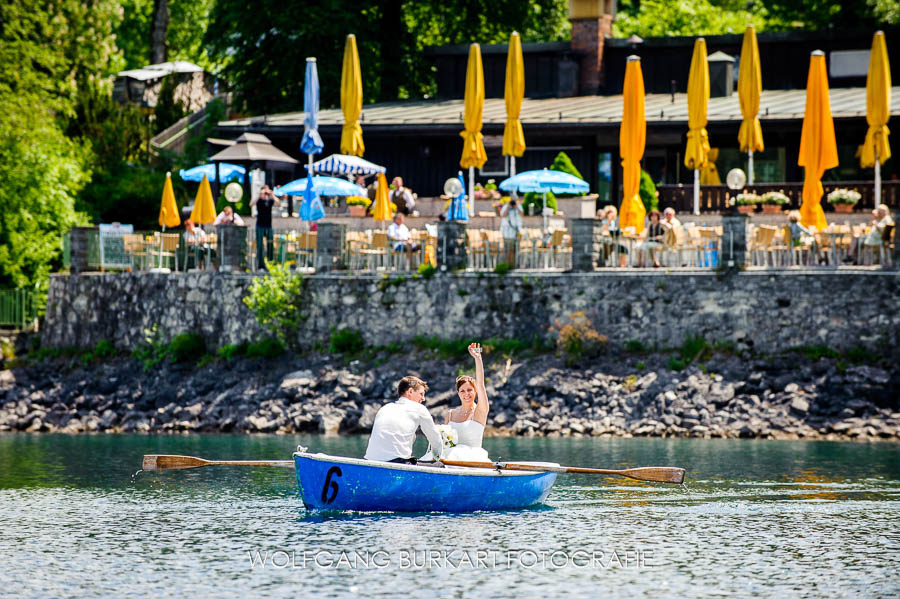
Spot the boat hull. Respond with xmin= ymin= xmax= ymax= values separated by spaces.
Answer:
xmin=294 ymin=453 xmax=557 ymax=512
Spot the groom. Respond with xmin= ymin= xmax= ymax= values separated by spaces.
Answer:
xmin=364 ymin=376 xmax=443 ymax=464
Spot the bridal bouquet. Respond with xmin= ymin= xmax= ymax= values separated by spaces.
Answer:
xmin=436 ymin=425 xmax=458 ymax=449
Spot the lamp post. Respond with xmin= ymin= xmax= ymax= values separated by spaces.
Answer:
xmin=724 ymin=168 xmax=748 ymax=269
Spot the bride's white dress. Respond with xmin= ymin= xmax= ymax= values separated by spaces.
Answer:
xmin=422 ymin=419 xmax=490 ymax=462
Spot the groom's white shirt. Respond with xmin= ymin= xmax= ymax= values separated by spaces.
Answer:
xmin=364 ymin=398 xmax=443 ymax=461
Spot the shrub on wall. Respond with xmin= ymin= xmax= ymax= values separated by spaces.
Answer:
xmin=242 ymin=264 xmax=305 ymax=351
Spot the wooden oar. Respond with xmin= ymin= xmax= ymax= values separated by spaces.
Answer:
xmin=441 ymin=460 xmax=685 ymax=484
xmin=142 ymin=454 xmax=294 ymax=471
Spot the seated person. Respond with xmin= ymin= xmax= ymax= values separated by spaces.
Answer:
xmin=183 ymin=220 xmax=207 ymax=269
xmin=364 ymin=376 xmax=443 ymax=464
xmin=213 ymin=205 xmax=245 ymax=226
xmin=637 ymin=210 xmax=665 ymax=267
xmin=599 ymin=205 xmax=627 ymax=267
xmin=845 ymin=204 xmax=894 ymax=263
xmin=387 ymin=213 xmax=421 ymax=253
xmin=787 ymin=210 xmax=824 ymax=264
xmin=661 ymin=207 xmax=683 ymax=242
xmin=390 ymin=177 xmax=416 ymax=216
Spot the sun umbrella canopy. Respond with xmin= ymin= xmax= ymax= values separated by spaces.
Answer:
xmin=307 ymin=153 xmax=385 ymax=176
xmin=301 ymin=57 xmax=325 ymax=156
xmin=684 ymin=38 xmax=710 ymax=170
xmin=340 ymin=34 xmax=365 ymax=157
xmin=273 ymin=176 xmax=365 ymax=197
xmin=373 ymin=172 xmax=392 ymax=222
xmin=861 ymin=31 xmax=891 ymax=168
xmin=798 ymin=50 xmax=838 ymax=231
xmin=189 ymin=175 xmax=217 ymax=225
xmin=299 ymin=171 xmax=326 ymax=222
xmin=499 ymin=169 xmax=589 ymax=195
xmin=460 ymin=43 xmax=487 ymax=169
xmin=210 ymin=133 xmax=298 ymax=164
xmin=447 ymin=172 xmax=469 ymax=222
xmin=619 ymin=55 xmax=647 ymax=234
xmin=158 ymin=172 xmax=181 ymax=228
xmin=502 ymin=32 xmax=526 ymax=158
xmin=179 ymin=163 xmax=245 ymax=183
xmin=738 ymin=25 xmax=764 ymax=154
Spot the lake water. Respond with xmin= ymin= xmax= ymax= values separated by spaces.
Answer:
xmin=1 ymin=434 xmax=898 ymax=598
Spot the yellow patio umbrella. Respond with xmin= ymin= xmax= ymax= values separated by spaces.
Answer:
xmin=699 ymin=148 xmax=721 ymax=185
xmin=189 ymin=175 xmax=217 ymax=225
xmin=860 ymin=30 xmax=891 ymax=204
xmin=685 ymin=38 xmax=710 ymax=215
xmin=460 ymin=43 xmax=487 ymax=214
xmin=503 ymin=32 xmax=526 ymax=175
xmin=340 ymin=34 xmax=365 ymax=157
xmin=372 ymin=172 xmax=392 ymax=226
xmin=798 ymin=51 xmax=838 ymax=231
xmin=158 ymin=171 xmax=180 ymax=229
xmin=619 ymin=55 xmax=646 ymax=234
xmin=738 ymin=25 xmax=764 ymax=184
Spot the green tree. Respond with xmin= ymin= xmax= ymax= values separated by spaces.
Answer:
xmin=614 ymin=0 xmax=772 ymax=37
xmin=639 ymin=170 xmax=658 ymax=213
xmin=550 ymin=151 xmax=584 ymax=180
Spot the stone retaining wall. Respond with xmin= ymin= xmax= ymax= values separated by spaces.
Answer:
xmin=44 ymin=271 xmax=900 ymax=356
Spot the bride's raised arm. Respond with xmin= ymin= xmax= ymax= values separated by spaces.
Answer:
xmin=468 ymin=343 xmax=489 ymax=425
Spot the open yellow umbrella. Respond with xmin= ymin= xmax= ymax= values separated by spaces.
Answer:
xmin=619 ymin=55 xmax=646 ymax=234
xmin=159 ymin=171 xmax=180 ymax=229
xmin=372 ymin=172 xmax=392 ymax=225
xmin=503 ymin=32 xmax=526 ymax=175
xmin=460 ymin=43 xmax=487 ymax=214
xmin=340 ymin=34 xmax=365 ymax=157
xmin=860 ymin=30 xmax=891 ymax=204
xmin=738 ymin=25 xmax=764 ymax=184
xmin=189 ymin=175 xmax=217 ymax=225
xmin=685 ymin=38 xmax=710 ymax=215
xmin=798 ymin=50 xmax=838 ymax=231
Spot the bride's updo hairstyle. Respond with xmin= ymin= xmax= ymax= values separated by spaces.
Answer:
xmin=456 ymin=375 xmax=475 ymax=392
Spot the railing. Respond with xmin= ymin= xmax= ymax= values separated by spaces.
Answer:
xmin=0 ymin=288 xmax=40 ymax=330
xmin=658 ymin=180 xmax=900 ymax=214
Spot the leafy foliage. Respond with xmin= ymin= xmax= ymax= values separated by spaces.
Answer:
xmin=245 ymin=338 xmax=286 ymax=358
xmin=639 ymin=170 xmax=659 ymax=213
xmin=523 ymin=191 xmax=556 ymax=215
xmin=330 ymin=328 xmax=365 ymax=354
xmin=243 ymin=264 xmax=305 ymax=351
xmin=552 ymin=312 xmax=608 ymax=367
xmin=417 ymin=263 xmax=436 ymax=279
xmin=168 ymin=332 xmax=207 ymax=363
xmin=550 ymin=151 xmax=583 ymax=180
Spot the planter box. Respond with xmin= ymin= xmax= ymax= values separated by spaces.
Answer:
xmin=737 ymin=205 xmax=756 ymax=214
xmin=348 ymin=205 xmax=367 ymax=217
xmin=761 ymin=204 xmax=784 ymax=214
xmin=832 ymin=203 xmax=855 ymax=214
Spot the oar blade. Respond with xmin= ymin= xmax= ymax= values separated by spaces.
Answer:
xmin=623 ymin=467 xmax=686 ymax=484
xmin=142 ymin=454 xmax=210 ymax=471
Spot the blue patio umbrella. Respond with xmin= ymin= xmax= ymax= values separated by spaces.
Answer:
xmin=299 ymin=171 xmax=326 ymax=221
xmin=498 ymin=169 xmax=589 ymax=194
xmin=300 ymin=57 xmax=324 ymax=156
xmin=447 ymin=171 xmax=469 ymax=221
xmin=308 ymin=153 xmax=386 ymax=175
xmin=179 ymin=163 xmax=245 ymax=183
xmin=273 ymin=176 xmax=365 ymax=197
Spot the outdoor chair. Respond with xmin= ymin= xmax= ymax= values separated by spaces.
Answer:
xmin=549 ymin=229 xmax=572 ymax=269
xmin=466 ymin=229 xmax=487 ymax=269
xmin=359 ymin=231 xmax=389 ymax=271
xmin=782 ymin=224 xmax=816 ymax=266
xmin=147 ymin=233 xmax=180 ymax=271
xmin=122 ymin=234 xmax=146 ymax=270
xmin=861 ymin=224 xmax=894 ymax=266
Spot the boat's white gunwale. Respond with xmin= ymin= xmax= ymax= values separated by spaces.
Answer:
xmin=294 ymin=452 xmax=558 ymax=477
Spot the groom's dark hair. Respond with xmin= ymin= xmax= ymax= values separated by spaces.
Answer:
xmin=398 ymin=376 xmax=428 ymax=397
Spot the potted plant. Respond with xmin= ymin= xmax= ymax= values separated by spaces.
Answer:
xmin=760 ymin=190 xmax=789 ymax=214
xmin=734 ymin=192 xmax=760 ymax=214
xmin=483 ymin=179 xmax=502 ymax=200
xmin=346 ymin=196 xmax=371 ymax=217
xmin=827 ymin=188 xmax=861 ymax=213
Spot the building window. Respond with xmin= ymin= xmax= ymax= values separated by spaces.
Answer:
xmin=479 ymin=147 xmax=509 ymax=176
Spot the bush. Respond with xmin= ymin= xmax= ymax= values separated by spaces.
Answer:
xmin=132 ymin=325 xmax=168 ymax=371
xmin=679 ymin=334 xmax=712 ymax=364
xmin=246 ymin=338 xmax=286 ymax=358
xmin=552 ymin=312 xmax=608 ymax=367
xmin=639 ymin=170 xmax=658 ymax=213
xmin=550 ymin=151 xmax=584 ymax=180
xmin=523 ymin=191 xmax=556 ymax=215
xmin=417 ymin=263 xmax=436 ymax=279
xmin=169 ymin=332 xmax=207 ymax=363
xmin=217 ymin=342 xmax=248 ymax=361
xmin=625 ymin=339 xmax=648 ymax=354
xmin=493 ymin=262 xmax=511 ymax=276
xmin=243 ymin=264 xmax=305 ymax=350
xmin=330 ymin=328 xmax=365 ymax=354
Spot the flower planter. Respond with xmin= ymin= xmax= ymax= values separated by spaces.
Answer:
xmin=761 ymin=204 xmax=784 ymax=214
xmin=348 ymin=205 xmax=367 ymax=217
xmin=832 ymin=203 xmax=855 ymax=214
xmin=737 ymin=205 xmax=756 ymax=215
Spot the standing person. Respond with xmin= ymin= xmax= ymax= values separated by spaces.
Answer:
xmin=390 ymin=177 xmax=416 ymax=216
xmin=251 ymin=185 xmax=280 ymax=270
xmin=364 ymin=376 xmax=444 ymax=464
xmin=183 ymin=220 xmax=207 ymax=270
xmin=500 ymin=199 xmax=523 ymax=267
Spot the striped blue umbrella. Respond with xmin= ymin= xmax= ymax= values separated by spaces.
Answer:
xmin=308 ymin=153 xmax=386 ymax=175
xmin=300 ymin=58 xmax=324 ymax=155
xmin=179 ymin=163 xmax=245 ymax=183
xmin=499 ymin=169 xmax=589 ymax=194
xmin=299 ymin=171 xmax=326 ymax=221
xmin=447 ymin=172 xmax=468 ymax=221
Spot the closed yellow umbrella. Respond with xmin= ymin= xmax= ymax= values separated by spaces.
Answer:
xmin=738 ymin=25 xmax=764 ymax=184
xmin=861 ymin=30 xmax=891 ymax=204
xmin=503 ymin=32 xmax=526 ymax=174
xmin=189 ymin=175 xmax=217 ymax=225
xmin=460 ymin=43 xmax=487 ymax=214
xmin=685 ymin=38 xmax=710 ymax=215
xmin=340 ymin=34 xmax=365 ymax=157
xmin=158 ymin=171 xmax=180 ymax=229
xmin=798 ymin=51 xmax=838 ymax=231
xmin=619 ymin=55 xmax=646 ymax=235
xmin=699 ymin=148 xmax=721 ymax=185
xmin=372 ymin=172 xmax=392 ymax=224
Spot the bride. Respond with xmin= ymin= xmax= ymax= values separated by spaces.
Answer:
xmin=424 ymin=343 xmax=490 ymax=462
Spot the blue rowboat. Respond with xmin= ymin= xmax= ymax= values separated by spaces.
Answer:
xmin=294 ymin=452 xmax=558 ymax=512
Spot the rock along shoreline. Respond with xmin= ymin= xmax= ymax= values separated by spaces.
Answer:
xmin=1 ymin=350 xmax=898 ymax=441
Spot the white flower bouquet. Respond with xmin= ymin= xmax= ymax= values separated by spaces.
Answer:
xmin=436 ymin=424 xmax=458 ymax=449
xmin=826 ymin=188 xmax=862 ymax=205
xmin=760 ymin=191 xmax=790 ymax=205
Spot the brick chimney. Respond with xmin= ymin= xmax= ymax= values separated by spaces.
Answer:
xmin=569 ymin=0 xmax=616 ymax=95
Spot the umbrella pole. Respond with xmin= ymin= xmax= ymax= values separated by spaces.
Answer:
xmin=158 ymin=225 xmax=165 ymax=270
xmin=542 ymin=192 xmax=547 ymax=234
xmin=747 ymin=150 xmax=754 ymax=185
xmin=468 ymin=166 xmax=475 ymax=218
xmin=693 ymin=169 xmax=700 ymax=215
xmin=510 ymin=156 xmax=516 ymax=178
xmin=874 ymin=148 xmax=881 ymax=208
